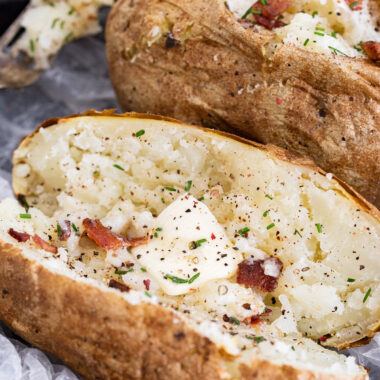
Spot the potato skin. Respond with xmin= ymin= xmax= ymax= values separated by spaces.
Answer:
xmin=106 ymin=0 xmax=380 ymax=208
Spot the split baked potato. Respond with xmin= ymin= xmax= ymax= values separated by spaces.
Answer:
xmin=0 ymin=111 xmax=379 ymax=379
xmin=106 ymin=0 xmax=380 ymax=207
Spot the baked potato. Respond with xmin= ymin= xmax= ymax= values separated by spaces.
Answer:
xmin=105 ymin=0 xmax=380 ymax=207
xmin=0 ymin=111 xmax=379 ymax=379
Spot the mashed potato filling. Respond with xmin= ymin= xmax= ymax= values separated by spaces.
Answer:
xmin=227 ymin=0 xmax=379 ymax=58
xmin=2 ymin=115 xmax=378 ymax=377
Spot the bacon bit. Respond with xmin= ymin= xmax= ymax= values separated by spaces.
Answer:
xmin=276 ymin=97 xmax=282 ymax=105
xmin=319 ymin=335 xmax=328 ymax=342
xmin=362 ymin=41 xmax=380 ymax=61
xmin=210 ymin=189 xmax=220 ymax=198
xmin=211 ymin=233 xmax=216 ymax=240
xmin=237 ymin=257 xmax=283 ymax=292
xmin=58 ymin=220 xmax=71 ymax=241
xmin=251 ymin=0 xmax=291 ymax=30
xmin=108 ymin=279 xmax=130 ymax=293
xmin=82 ymin=218 xmax=148 ymax=251
xmin=345 ymin=0 xmax=362 ymax=10
xmin=8 ymin=228 xmax=30 ymax=242
xmin=143 ymin=279 xmax=151 ymax=291
xmin=32 ymin=234 xmax=58 ymax=254
xmin=245 ymin=308 xmax=273 ymax=326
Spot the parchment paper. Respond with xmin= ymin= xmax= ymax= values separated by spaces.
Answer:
xmin=0 ymin=32 xmax=379 ymax=380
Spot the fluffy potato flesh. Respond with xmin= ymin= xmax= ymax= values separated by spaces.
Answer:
xmin=3 ymin=114 xmax=379 ymax=378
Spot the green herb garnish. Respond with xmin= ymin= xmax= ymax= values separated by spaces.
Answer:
xmin=253 ymin=336 xmax=265 ymax=343
xmin=238 ymin=227 xmax=250 ymax=238
xmin=17 ymin=195 xmax=30 ymax=212
xmin=363 ymin=288 xmax=371 ymax=303
xmin=260 ymin=0 xmax=268 ymax=4
xmin=315 ymin=27 xmax=325 ymax=31
xmin=294 ymin=229 xmax=302 ymax=238
xmin=188 ymin=272 xmax=200 ymax=284
xmin=304 ymin=38 xmax=310 ymax=46
xmin=328 ymin=46 xmax=349 ymax=57
xmin=198 ymin=196 xmax=204 ymax=201
xmin=141 ymin=267 xmax=147 ymax=272
xmin=347 ymin=278 xmax=356 ymax=283
xmin=331 ymin=31 xmax=337 ymax=38
xmin=265 ymin=194 xmax=273 ymax=200
xmin=161 ymin=197 xmax=165 ymax=204
xmin=113 ymin=164 xmax=125 ymax=171
xmin=229 ymin=316 xmax=240 ymax=325
xmin=145 ymin=291 xmax=152 ymax=298
xmin=165 ymin=274 xmax=189 ymax=283
xmin=312 ymin=10 xmax=318 ymax=17
xmin=315 ymin=223 xmax=322 ymax=233
xmin=64 ymin=31 xmax=73 ymax=42
xmin=156 ymin=227 xmax=163 ymax=231
xmin=71 ymin=222 xmax=79 ymax=233
xmin=19 ymin=213 xmax=31 ymax=219
xmin=165 ymin=186 xmax=176 ymax=192
xmin=184 ymin=180 xmax=192 ymax=191
xmin=57 ymin=223 xmax=62 ymax=237
xmin=266 ymin=223 xmax=275 ymax=230
xmin=68 ymin=6 xmax=75 ymax=15
xmin=263 ymin=210 xmax=269 ymax=217
xmin=314 ymin=32 xmax=325 ymax=36
xmin=135 ymin=129 xmax=145 ymax=137
xmin=241 ymin=6 xmax=253 ymax=19
xmin=349 ymin=1 xmax=358 ymax=8
xmin=291 ymin=346 xmax=295 ymax=351
xmin=29 ymin=39 xmax=35 ymax=52
xmin=51 ymin=17 xmax=59 ymax=29
xmin=115 ymin=268 xmax=133 ymax=275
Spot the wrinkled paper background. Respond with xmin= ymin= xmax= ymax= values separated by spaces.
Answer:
xmin=0 ymin=30 xmax=379 ymax=380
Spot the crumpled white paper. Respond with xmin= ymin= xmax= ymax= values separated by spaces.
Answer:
xmin=0 ymin=29 xmax=379 ymax=379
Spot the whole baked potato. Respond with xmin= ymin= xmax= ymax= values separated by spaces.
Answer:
xmin=0 ymin=111 xmax=379 ymax=379
xmin=106 ymin=0 xmax=380 ymax=207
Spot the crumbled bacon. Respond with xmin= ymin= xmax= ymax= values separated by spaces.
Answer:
xmin=345 ymin=0 xmax=363 ymax=10
xmin=82 ymin=218 xmax=148 ymax=251
xmin=8 ymin=228 xmax=30 ymax=242
xmin=245 ymin=308 xmax=272 ymax=326
xmin=58 ymin=220 xmax=71 ymax=241
xmin=362 ymin=41 xmax=380 ymax=61
xmin=250 ymin=0 xmax=291 ymax=30
xmin=143 ymin=279 xmax=151 ymax=291
xmin=109 ymin=279 xmax=130 ymax=293
xmin=32 ymin=234 xmax=58 ymax=254
xmin=237 ymin=257 xmax=283 ymax=292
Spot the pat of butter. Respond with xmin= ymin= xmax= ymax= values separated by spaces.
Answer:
xmin=132 ymin=194 xmax=241 ymax=295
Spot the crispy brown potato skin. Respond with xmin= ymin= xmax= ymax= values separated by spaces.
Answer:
xmin=106 ymin=0 xmax=380 ymax=208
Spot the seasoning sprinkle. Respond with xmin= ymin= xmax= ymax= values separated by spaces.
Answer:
xmin=165 ymin=274 xmax=188 ymax=283
xmin=188 ymin=272 xmax=200 ymax=284
xmin=363 ymin=288 xmax=371 ymax=303
xmin=135 ymin=129 xmax=145 ymax=137
xmin=19 ymin=213 xmax=31 ymax=219
xmin=184 ymin=180 xmax=192 ymax=191
xmin=266 ymin=223 xmax=275 ymax=230
xmin=113 ymin=164 xmax=125 ymax=171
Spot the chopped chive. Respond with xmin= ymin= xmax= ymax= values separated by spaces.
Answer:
xmin=238 ymin=227 xmax=250 ymax=238
xmin=315 ymin=223 xmax=322 ymax=233
xmin=135 ymin=129 xmax=145 ymax=137
xmin=64 ymin=31 xmax=73 ymax=42
xmin=51 ymin=17 xmax=59 ymax=29
xmin=241 ymin=6 xmax=252 ymax=19
xmin=60 ymin=20 xmax=65 ymax=29
xmin=19 ymin=213 xmax=31 ymax=219
xmin=184 ymin=180 xmax=192 ymax=191
xmin=291 ymin=345 xmax=295 ymax=351
xmin=71 ymin=222 xmax=78 ymax=233
xmin=246 ymin=335 xmax=255 ymax=340
xmin=188 ymin=272 xmax=200 ymax=284
xmin=118 ymin=208 xmax=122 ymax=211
xmin=265 ymin=194 xmax=273 ymax=200
xmin=17 ymin=195 xmax=30 ymax=212
xmin=363 ymin=288 xmax=371 ymax=303
xmin=251 ymin=10 xmax=261 ymax=14
xmin=304 ymin=38 xmax=310 ymax=46
xmin=266 ymin=223 xmax=275 ymax=230
xmin=263 ymin=210 xmax=269 ymax=217
xmin=57 ymin=223 xmax=62 ymax=237
xmin=93 ymin=170 xmax=100 ymax=177
xmin=156 ymin=227 xmax=163 ymax=231
xmin=253 ymin=336 xmax=265 ymax=343
xmin=49 ymin=2 xmax=55 ymax=6
xmin=349 ymin=1 xmax=358 ymax=8
xmin=315 ymin=27 xmax=325 ymax=31
xmin=260 ymin=0 xmax=268 ymax=4
xmin=328 ymin=46 xmax=349 ymax=57
xmin=347 ymin=278 xmax=356 ymax=283
xmin=196 ymin=238 xmax=207 ymax=246
xmin=141 ymin=267 xmax=147 ymax=272
xmin=312 ymin=10 xmax=318 ymax=17
xmin=331 ymin=31 xmax=337 ymax=38
xmin=115 ymin=268 xmax=133 ymax=275
xmin=154 ymin=232 xmax=158 ymax=238
xmin=165 ymin=274 xmax=188 ymax=283
xmin=161 ymin=197 xmax=165 ymax=204
xmin=68 ymin=6 xmax=75 ymax=15
xmin=113 ymin=164 xmax=125 ymax=171
xmin=198 ymin=196 xmax=204 ymax=201
xmin=145 ymin=291 xmax=152 ymax=298
xmin=229 ymin=316 xmax=240 ymax=325
xmin=294 ymin=229 xmax=302 ymax=238
xmin=165 ymin=186 xmax=176 ymax=192
xmin=314 ymin=32 xmax=325 ymax=36
xmin=29 ymin=39 xmax=35 ymax=52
